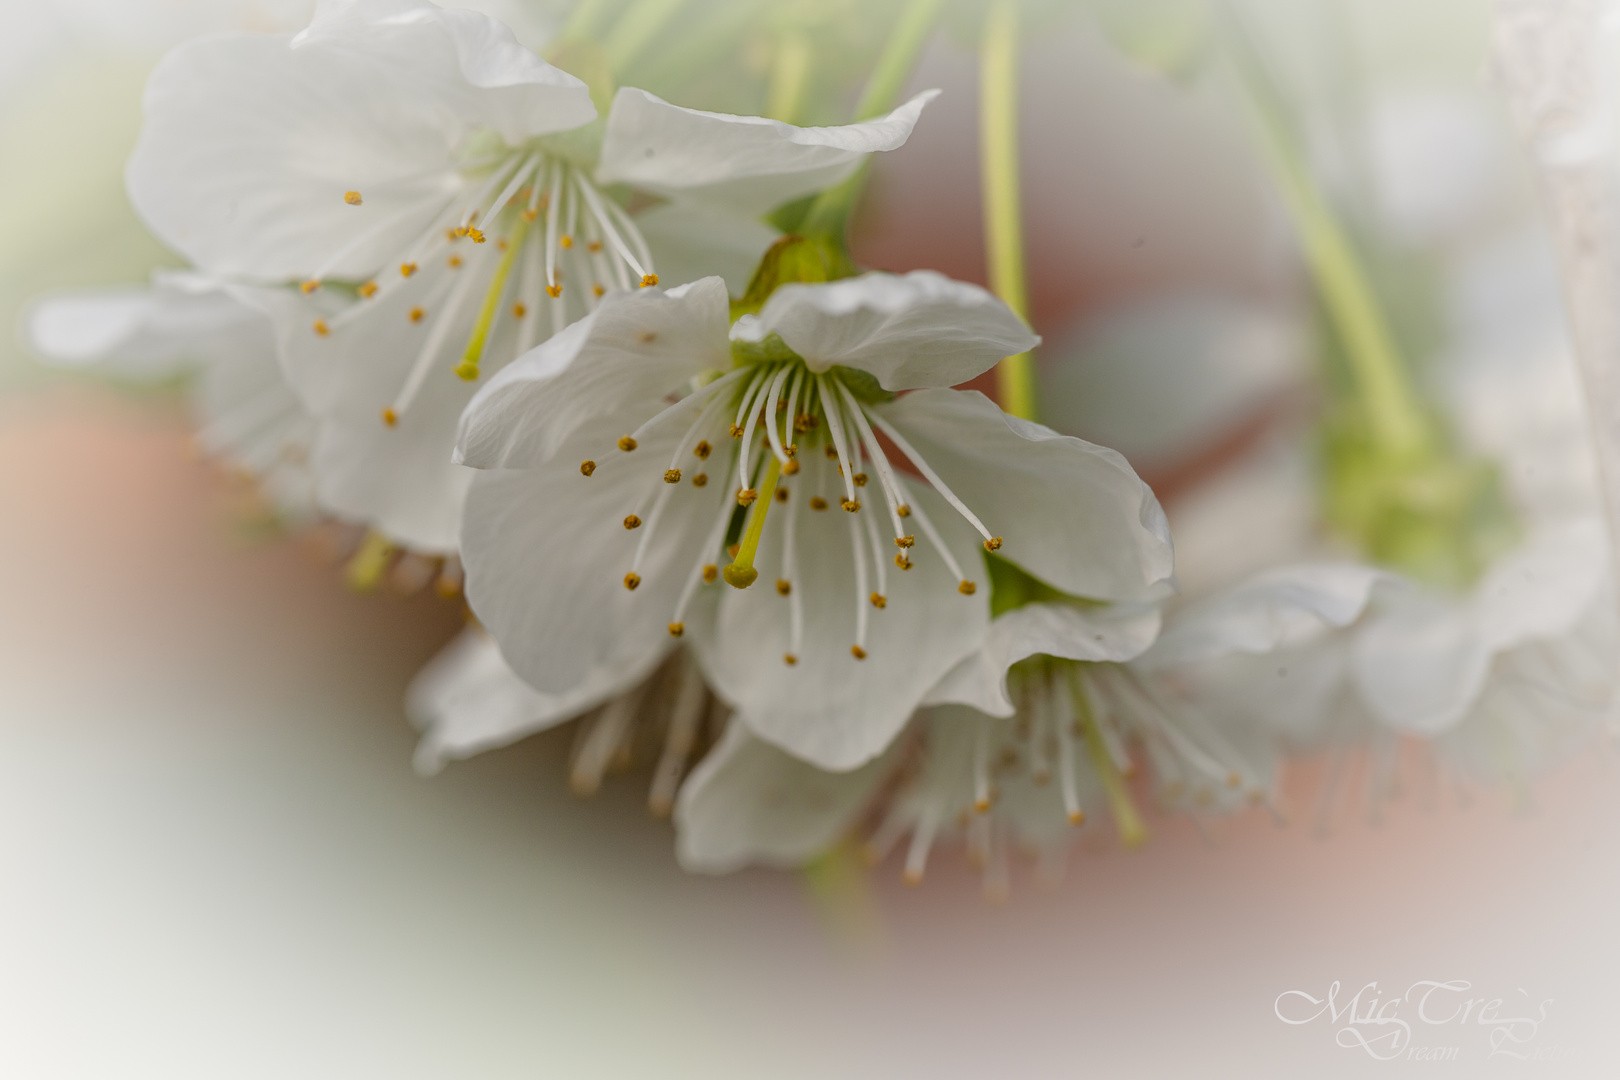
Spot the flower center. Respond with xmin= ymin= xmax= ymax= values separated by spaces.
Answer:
xmin=304 ymin=147 xmax=659 ymax=429
xmin=586 ymin=358 xmax=1005 ymax=665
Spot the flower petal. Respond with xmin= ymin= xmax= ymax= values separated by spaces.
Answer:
xmin=878 ymin=389 xmax=1175 ymax=602
xmin=673 ymin=722 xmax=896 ymax=873
xmin=407 ymin=627 xmax=638 ymax=775
xmin=126 ymin=0 xmax=593 ymax=280
xmin=694 ymin=486 xmax=990 ymax=771
xmin=750 ymin=271 xmax=1037 ymax=390
xmin=597 ymin=87 xmax=937 ymax=217
xmin=924 ymin=601 xmax=1163 ymax=717
xmin=456 ymin=277 xmax=732 ymax=469
xmin=1354 ymin=520 xmax=1608 ymax=734
xmin=1140 ymin=562 xmax=1396 ymax=668
xmin=26 ymin=274 xmax=265 ymax=380
xmin=461 ymin=412 xmax=729 ymax=698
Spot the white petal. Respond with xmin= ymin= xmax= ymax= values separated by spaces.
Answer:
xmin=878 ymin=389 xmax=1175 ymax=602
xmin=634 ymin=201 xmax=779 ymax=295
xmin=673 ymin=722 xmax=896 ymax=873
xmin=461 ymin=413 xmax=728 ymax=698
xmin=250 ymin=250 xmax=524 ymax=552
xmin=406 ymin=627 xmax=637 ymax=774
xmin=26 ymin=275 xmax=266 ymax=380
xmin=126 ymin=0 xmax=593 ymax=280
xmin=924 ymin=601 xmax=1163 ymax=717
xmin=456 ymin=277 xmax=731 ymax=469
xmin=694 ymin=486 xmax=990 ymax=771
xmin=597 ymin=87 xmax=937 ymax=217
xmin=1140 ymin=562 xmax=1396 ymax=668
xmin=749 ymin=271 xmax=1037 ymax=390
xmin=1354 ymin=520 xmax=1609 ymax=734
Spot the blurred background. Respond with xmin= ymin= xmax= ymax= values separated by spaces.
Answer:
xmin=2 ymin=0 xmax=1618 ymax=1076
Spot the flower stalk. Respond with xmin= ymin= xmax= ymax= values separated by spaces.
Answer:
xmin=979 ymin=0 xmax=1039 ymax=423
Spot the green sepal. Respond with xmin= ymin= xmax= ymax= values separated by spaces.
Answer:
xmin=984 ymin=551 xmax=1104 ymax=619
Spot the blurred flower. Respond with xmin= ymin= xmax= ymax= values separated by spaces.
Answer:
xmin=455 ymin=269 xmax=1173 ymax=770
xmin=25 ymin=272 xmax=316 ymax=519
xmin=408 ymin=625 xmax=722 ymax=815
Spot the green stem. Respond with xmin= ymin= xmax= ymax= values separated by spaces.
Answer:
xmin=602 ymin=0 xmax=688 ymax=75
xmin=766 ymin=29 xmax=813 ymax=124
xmin=979 ymin=0 xmax=1037 ymax=422
xmin=559 ymin=0 xmax=616 ymax=44
xmin=799 ymin=0 xmax=946 ymax=241
xmin=1068 ymin=666 xmax=1148 ymax=849
xmin=1220 ymin=9 xmax=1428 ymax=458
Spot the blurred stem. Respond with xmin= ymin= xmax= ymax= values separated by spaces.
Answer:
xmin=560 ymin=0 xmax=616 ymax=43
xmin=799 ymin=0 xmax=946 ymax=242
xmin=602 ymin=0 xmax=688 ymax=75
xmin=980 ymin=0 xmax=1037 ymax=422
xmin=766 ymin=29 xmax=813 ymax=123
xmin=1220 ymin=8 xmax=1428 ymax=458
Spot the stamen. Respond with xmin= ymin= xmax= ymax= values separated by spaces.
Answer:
xmin=385 ymin=264 xmax=482 ymax=425
xmin=809 ymin=497 xmax=828 ymax=511
xmin=973 ymin=720 xmax=992 ymax=812
xmin=834 ymin=383 xmax=908 ymax=538
xmin=846 ymin=493 xmax=871 ymax=656
xmin=889 ymin=476 xmax=976 ymax=594
xmin=866 ymin=410 xmax=997 ymax=545
xmin=815 ymin=374 xmax=859 ymax=505
xmin=1068 ymin=667 xmax=1147 ymax=847
xmin=781 ymin=459 xmax=805 ymax=662
xmin=454 ymin=215 xmax=530 ymax=381
xmin=1049 ymin=675 xmax=1083 ymax=822
xmin=672 ymin=486 xmax=737 ymax=627
xmin=761 ymin=365 xmax=793 ymax=466
xmin=544 ymin=160 xmax=564 ymax=295
xmin=902 ymin=802 xmax=940 ymax=885
xmin=664 ymin=469 xmax=681 ymax=483
xmin=576 ymin=173 xmax=654 ymax=283
xmin=344 ymin=190 xmax=362 ymax=205
xmin=648 ymin=659 xmax=707 ymax=817
xmin=570 ymin=683 xmax=645 ymax=796
xmin=723 ymin=456 xmax=781 ymax=588
xmin=580 ymin=460 xmax=596 ymax=476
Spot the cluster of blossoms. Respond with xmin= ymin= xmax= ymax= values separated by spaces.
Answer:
xmin=27 ymin=0 xmax=1620 ymax=898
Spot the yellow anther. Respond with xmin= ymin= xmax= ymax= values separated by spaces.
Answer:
xmin=785 ymin=444 xmax=797 ymax=457
xmin=664 ymin=469 xmax=682 ymax=484
xmin=623 ymin=573 xmax=640 ymax=591
xmin=851 ymin=645 xmax=867 ymax=660
xmin=546 ymin=284 xmax=562 ymax=298
xmin=775 ymin=579 xmax=791 ymax=595
xmin=694 ymin=441 xmax=711 ymax=460
xmin=381 ymin=408 xmax=398 ymax=427
xmin=467 ymin=228 xmax=485 ymax=244
xmin=774 ymin=487 xmax=788 ymax=503
xmin=448 ymin=254 xmax=463 ymax=269
xmin=588 ymin=240 xmax=603 ymax=253
xmin=300 ymin=279 xmax=320 ymax=294
xmin=409 ymin=307 xmax=425 ymax=323
xmin=897 ymin=504 xmax=912 ymax=518
xmin=737 ymin=488 xmax=757 ymax=506
xmin=974 ymin=796 xmax=991 ymax=813
xmin=624 ymin=515 xmax=642 ymax=530
xmin=400 ymin=262 xmax=418 ymax=277
xmin=783 ymin=653 xmax=798 ymax=665
xmin=668 ymin=622 xmax=684 ymax=638
xmin=870 ymin=592 xmax=887 ymax=609
xmin=593 ymin=284 xmax=605 ymax=297
xmin=1068 ymin=809 xmax=1086 ymax=825
xmin=984 ymin=536 xmax=1003 ymax=551
xmin=794 ymin=414 xmax=816 ymax=432
xmin=496 ymin=238 xmax=508 ymax=251
xmin=618 ymin=436 xmax=637 ymax=452
xmin=446 ymin=229 xmax=460 ymax=241
xmin=560 ymin=235 xmax=574 ymax=248
xmin=895 ymin=554 xmax=913 ymax=571
xmin=895 ymin=535 xmax=915 ymax=549
xmin=344 ymin=190 xmax=362 ymax=205
xmin=840 ymin=498 xmax=860 ymax=513
xmin=902 ymin=868 xmax=922 ymax=886
xmin=727 ymin=543 xmax=740 ymax=559
xmin=824 ymin=445 xmax=838 ymax=459
xmin=637 ymin=331 xmax=657 ymax=343
xmin=702 ymin=564 xmax=719 ymax=583
xmin=580 ymin=460 xmax=596 ymax=476
xmin=691 ymin=473 xmax=707 ymax=487
xmin=358 ymin=281 xmax=378 ymax=298
xmin=512 ymin=302 xmax=526 ymax=318
xmin=958 ymin=581 xmax=977 ymax=595
xmin=1227 ymin=772 xmax=1242 ymax=788
xmin=521 ymin=208 xmax=538 ymax=222
xmin=782 ymin=459 xmax=800 ymax=475
xmin=640 ymin=274 xmax=659 ymax=287
xmin=728 ymin=424 xmax=744 ymax=438
xmin=809 ymin=497 xmax=828 ymax=511
xmin=452 ymin=226 xmax=468 ymax=238
xmin=853 ymin=473 xmax=868 ymax=487
xmin=312 ymin=320 xmax=329 ymax=336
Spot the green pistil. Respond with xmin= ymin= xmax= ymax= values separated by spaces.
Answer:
xmin=723 ymin=455 xmax=781 ymax=589
xmin=1067 ymin=665 xmax=1148 ymax=849
xmin=454 ymin=215 xmax=529 ymax=382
